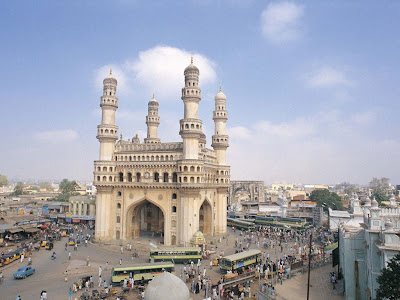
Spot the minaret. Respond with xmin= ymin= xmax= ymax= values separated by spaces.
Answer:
xmin=97 ymin=68 xmax=118 ymax=160
xmin=144 ymin=94 xmax=160 ymax=144
xmin=211 ymin=86 xmax=229 ymax=165
xmin=179 ymin=57 xmax=202 ymax=159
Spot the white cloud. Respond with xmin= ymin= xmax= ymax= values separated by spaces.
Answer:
xmin=227 ymin=110 xmax=399 ymax=184
xmin=261 ymin=2 xmax=304 ymax=44
xmin=94 ymin=46 xmax=217 ymax=100
xmin=229 ymin=126 xmax=252 ymax=139
xmin=129 ymin=46 xmax=217 ymax=98
xmin=34 ymin=129 xmax=78 ymax=143
xmin=307 ymin=67 xmax=352 ymax=87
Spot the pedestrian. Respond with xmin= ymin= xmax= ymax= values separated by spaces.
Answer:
xmin=68 ymin=288 xmax=72 ymax=300
xmin=99 ymin=266 xmax=102 ymax=277
xmin=86 ymin=256 xmax=89 ymax=266
xmin=98 ymin=276 xmax=102 ymax=287
xmin=65 ymin=243 xmax=68 ymax=251
xmin=90 ymin=275 xmax=94 ymax=288
xmin=119 ymin=258 xmax=122 ymax=265
xmin=85 ymin=239 xmax=88 ymax=247
xmin=69 ymin=251 xmax=71 ymax=260
xmin=121 ymin=246 xmax=123 ymax=253
xmin=105 ymin=262 xmax=109 ymax=271
xmin=20 ymin=253 xmax=24 ymax=263
xmin=103 ymin=280 xmax=108 ymax=288
xmin=16 ymin=296 xmax=21 ymax=300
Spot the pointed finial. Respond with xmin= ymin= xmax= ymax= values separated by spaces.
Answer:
xmin=153 ymin=93 xmax=155 ymax=99
xmin=219 ymin=84 xmax=222 ymax=92
xmin=191 ymin=56 xmax=193 ymax=64
xmin=110 ymin=67 xmax=113 ymax=75
xmin=120 ymin=133 xmax=122 ymax=140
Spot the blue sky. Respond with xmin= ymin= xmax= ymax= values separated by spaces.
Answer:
xmin=1 ymin=1 xmax=400 ymax=185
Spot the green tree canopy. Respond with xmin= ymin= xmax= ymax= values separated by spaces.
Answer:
xmin=0 ymin=174 xmax=8 ymax=187
xmin=376 ymin=253 xmax=400 ymax=300
xmin=309 ymin=189 xmax=344 ymax=211
xmin=55 ymin=179 xmax=79 ymax=202
xmin=13 ymin=182 xmax=25 ymax=196
xmin=369 ymin=177 xmax=391 ymax=204
xmin=59 ymin=179 xmax=78 ymax=194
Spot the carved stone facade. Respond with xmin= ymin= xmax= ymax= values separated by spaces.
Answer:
xmin=94 ymin=60 xmax=230 ymax=246
xmin=228 ymin=181 xmax=265 ymax=205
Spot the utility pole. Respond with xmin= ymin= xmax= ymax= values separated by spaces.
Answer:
xmin=306 ymin=232 xmax=312 ymax=300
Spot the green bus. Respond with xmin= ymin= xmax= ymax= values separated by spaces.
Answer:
xmin=220 ymin=249 xmax=262 ymax=273
xmin=227 ymin=218 xmax=255 ymax=231
xmin=111 ymin=262 xmax=174 ymax=285
xmin=150 ymin=247 xmax=202 ymax=263
xmin=254 ymin=216 xmax=311 ymax=232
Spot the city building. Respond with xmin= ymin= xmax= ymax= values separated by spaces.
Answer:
xmin=338 ymin=195 xmax=400 ymax=299
xmin=93 ymin=58 xmax=230 ymax=245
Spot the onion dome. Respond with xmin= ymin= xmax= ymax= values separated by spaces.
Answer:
xmin=215 ymin=85 xmax=226 ymax=100
xmin=384 ymin=219 xmax=394 ymax=232
xmin=184 ymin=56 xmax=199 ymax=74
xmin=371 ymin=197 xmax=379 ymax=208
xmin=145 ymin=272 xmax=190 ymax=300
xmin=149 ymin=93 xmax=158 ymax=103
xmin=364 ymin=195 xmax=371 ymax=207
xmin=103 ymin=67 xmax=117 ymax=85
xmin=389 ymin=194 xmax=397 ymax=207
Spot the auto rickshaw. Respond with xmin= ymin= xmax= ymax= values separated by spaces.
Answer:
xmin=68 ymin=238 xmax=75 ymax=246
xmin=41 ymin=240 xmax=48 ymax=247
xmin=212 ymin=257 xmax=220 ymax=266
xmin=45 ymin=242 xmax=54 ymax=250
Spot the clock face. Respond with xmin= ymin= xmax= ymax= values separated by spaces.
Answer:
xmin=145 ymin=172 xmax=150 ymax=179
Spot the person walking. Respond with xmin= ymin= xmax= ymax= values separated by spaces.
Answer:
xmin=98 ymin=276 xmax=102 ymax=287
xmin=98 ymin=266 xmax=102 ymax=277
xmin=20 ymin=253 xmax=24 ymax=263
xmin=68 ymin=288 xmax=72 ymax=300
xmin=105 ymin=262 xmax=109 ymax=271
xmin=68 ymin=251 xmax=71 ymax=260
xmin=86 ymin=256 xmax=89 ymax=266
xmin=119 ymin=258 xmax=122 ymax=265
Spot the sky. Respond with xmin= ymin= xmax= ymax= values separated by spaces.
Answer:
xmin=1 ymin=1 xmax=400 ymax=185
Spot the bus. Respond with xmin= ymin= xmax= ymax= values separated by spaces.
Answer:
xmin=111 ymin=262 xmax=174 ymax=285
xmin=227 ymin=218 xmax=255 ymax=231
xmin=149 ymin=247 xmax=202 ymax=263
xmin=254 ymin=216 xmax=311 ymax=232
xmin=220 ymin=250 xmax=261 ymax=273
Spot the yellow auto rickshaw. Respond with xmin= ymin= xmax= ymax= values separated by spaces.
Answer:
xmin=212 ymin=257 xmax=219 ymax=266
xmin=41 ymin=240 xmax=48 ymax=247
xmin=45 ymin=242 xmax=54 ymax=250
xmin=68 ymin=238 xmax=75 ymax=246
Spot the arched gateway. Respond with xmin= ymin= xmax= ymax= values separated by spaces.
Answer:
xmin=127 ymin=199 xmax=165 ymax=243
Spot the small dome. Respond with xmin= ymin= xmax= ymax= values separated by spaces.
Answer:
xmin=371 ymin=197 xmax=379 ymax=208
xmin=149 ymin=93 xmax=158 ymax=103
xmin=384 ymin=219 xmax=394 ymax=232
xmin=215 ymin=90 xmax=226 ymax=101
xmin=364 ymin=196 xmax=371 ymax=207
xmin=184 ymin=56 xmax=199 ymax=74
xmin=145 ymin=272 xmax=189 ymax=300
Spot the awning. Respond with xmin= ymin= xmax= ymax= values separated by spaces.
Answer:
xmin=24 ymin=228 xmax=40 ymax=233
xmin=7 ymin=228 xmax=24 ymax=234
xmin=72 ymin=219 xmax=80 ymax=223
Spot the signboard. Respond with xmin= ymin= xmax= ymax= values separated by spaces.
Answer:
xmin=42 ymin=207 xmax=49 ymax=214
xmin=17 ymin=207 xmax=32 ymax=215
xmin=291 ymin=200 xmax=317 ymax=208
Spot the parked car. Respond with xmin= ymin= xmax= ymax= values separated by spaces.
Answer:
xmin=13 ymin=266 xmax=35 ymax=279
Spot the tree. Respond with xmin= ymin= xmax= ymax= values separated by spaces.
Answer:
xmin=59 ymin=179 xmax=78 ymax=194
xmin=0 ymin=174 xmax=8 ymax=187
xmin=55 ymin=179 xmax=79 ymax=202
xmin=369 ymin=177 xmax=391 ymax=204
xmin=309 ymin=189 xmax=344 ymax=211
xmin=39 ymin=181 xmax=54 ymax=191
xmin=13 ymin=182 xmax=25 ymax=195
xmin=376 ymin=253 xmax=400 ymax=300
